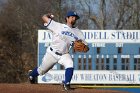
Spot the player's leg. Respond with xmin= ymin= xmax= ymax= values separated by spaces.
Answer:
xmin=29 ymin=52 xmax=57 ymax=83
xmin=58 ymin=54 xmax=74 ymax=90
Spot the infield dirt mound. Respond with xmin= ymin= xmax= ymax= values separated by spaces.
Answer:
xmin=0 ymin=84 xmax=130 ymax=93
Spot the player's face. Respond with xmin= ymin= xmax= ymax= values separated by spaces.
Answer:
xmin=66 ymin=16 xmax=77 ymax=26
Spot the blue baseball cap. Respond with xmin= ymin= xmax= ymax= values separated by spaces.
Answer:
xmin=66 ymin=11 xmax=80 ymax=19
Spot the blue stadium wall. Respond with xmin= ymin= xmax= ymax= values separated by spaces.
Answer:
xmin=38 ymin=43 xmax=140 ymax=70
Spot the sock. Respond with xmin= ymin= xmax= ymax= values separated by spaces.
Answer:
xmin=64 ymin=67 xmax=74 ymax=85
xmin=29 ymin=67 xmax=39 ymax=78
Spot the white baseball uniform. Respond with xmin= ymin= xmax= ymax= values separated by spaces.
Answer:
xmin=37 ymin=19 xmax=87 ymax=75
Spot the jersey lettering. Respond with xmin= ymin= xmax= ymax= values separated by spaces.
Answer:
xmin=61 ymin=31 xmax=78 ymax=40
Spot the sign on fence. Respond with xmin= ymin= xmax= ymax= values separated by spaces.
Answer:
xmin=38 ymin=30 xmax=140 ymax=84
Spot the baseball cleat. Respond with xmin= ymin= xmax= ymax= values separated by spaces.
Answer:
xmin=28 ymin=70 xmax=37 ymax=84
xmin=61 ymin=81 xmax=74 ymax=91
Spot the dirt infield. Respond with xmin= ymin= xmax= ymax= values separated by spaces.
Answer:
xmin=0 ymin=84 xmax=130 ymax=93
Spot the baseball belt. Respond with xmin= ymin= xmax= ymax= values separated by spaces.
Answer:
xmin=50 ymin=47 xmax=62 ymax=56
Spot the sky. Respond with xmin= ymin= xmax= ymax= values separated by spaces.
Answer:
xmin=0 ymin=0 xmax=7 ymax=9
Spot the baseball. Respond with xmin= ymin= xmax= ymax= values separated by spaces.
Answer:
xmin=50 ymin=15 xmax=54 ymax=18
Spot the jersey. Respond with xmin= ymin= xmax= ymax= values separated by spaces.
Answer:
xmin=44 ymin=19 xmax=86 ymax=54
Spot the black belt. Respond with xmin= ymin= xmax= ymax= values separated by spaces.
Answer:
xmin=50 ymin=47 xmax=62 ymax=56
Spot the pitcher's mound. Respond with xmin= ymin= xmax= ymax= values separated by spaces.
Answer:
xmin=0 ymin=84 xmax=130 ymax=93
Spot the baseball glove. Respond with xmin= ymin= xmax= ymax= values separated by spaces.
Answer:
xmin=73 ymin=40 xmax=89 ymax=53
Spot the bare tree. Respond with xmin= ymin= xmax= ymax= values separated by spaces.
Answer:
xmin=80 ymin=0 xmax=140 ymax=29
xmin=0 ymin=0 xmax=63 ymax=83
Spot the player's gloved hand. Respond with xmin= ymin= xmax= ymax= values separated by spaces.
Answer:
xmin=73 ymin=40 xmax=89 ymax=53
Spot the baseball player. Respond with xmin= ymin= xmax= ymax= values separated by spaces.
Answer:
xmin=28 ymin=11 xmax=89 ymax=91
